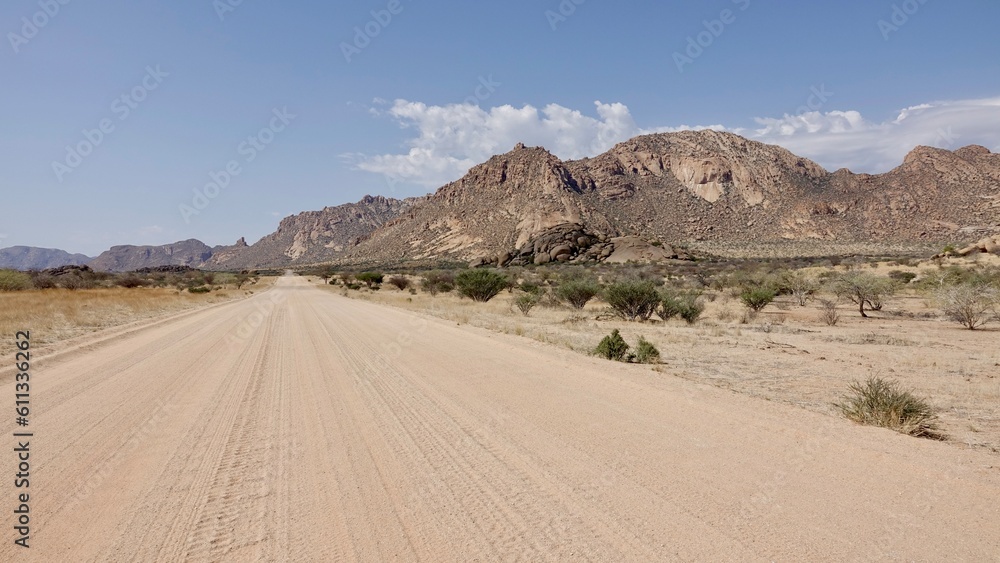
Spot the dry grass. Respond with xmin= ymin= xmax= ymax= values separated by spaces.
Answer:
xmin=0 ymin=281 xmax=269 ymax=358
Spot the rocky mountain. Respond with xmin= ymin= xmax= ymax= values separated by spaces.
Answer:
xmin=204 ymin=195 xmax=418 ymax=270
xmin=88 ymin=239 xmax=218 ymax=272
xmin=0 ymin=246 xmax=92 ymax=270
xmin=338 ymin=131 xmax=1000 ymax=265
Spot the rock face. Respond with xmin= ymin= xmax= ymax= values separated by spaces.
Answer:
xmin=88 ymin=239 xmax=215 ymax=272
xmin=339 ymin=131 xmax=1000 ymax=265
xmin=204 ymin=195 xmax=418 ymax=270
xmin=0 ymin=247 xmax=92 ymax=271
xmin=955 ymin=234 xmax=1000 ymax=256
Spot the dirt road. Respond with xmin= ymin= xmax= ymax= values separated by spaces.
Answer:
xmin=2 ymin=276 xmax=998 ymax=561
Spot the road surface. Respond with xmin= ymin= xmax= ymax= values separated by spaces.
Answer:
xmin=2 ymin=276 xmax=998 ymax=561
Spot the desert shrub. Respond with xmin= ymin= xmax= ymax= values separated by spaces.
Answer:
xmin=519 ymin=282 xmax=543 ymax=295
xmin=740 ymin=286 xmax=777 ymax=312
xmin=658 ymin=290 xmax=704 ymax=324
xmin=456 ymin=269 xmax=509 ymax=302
xmin=387 ymin=275 xmax=411 ymax=291
xmin=604 ymin=280 xmax=659 ymax=321
xmin=202 ymin=272 xmax=216 ymax=285
xmin=0 ymin=270 xmax=33 ymax=291
xmin=679 ymin=299 xmax=705 ymax=324
xmin=421 ymin=271 xmax=455 ymax=295
xmin=818 ymin=298 xmax=840 ymax=326
xmin=356 ymin=272 xmax=384 ymax=288
xmin=936 ymin=284 xmax=1000 ymax=330
xmin=784 ymin=271 xmax=819 ymax=306
xmin=345 ymin=282 xmax=362 ymax=291
xmin=836 ymin=377 xmax=941 ymax=438
xmin=555 ymin=279 xmax=601 ymax=309
xmin=887 ymin=270 xmax=917 ymax=285
xmin=633 ymin=337 xmax=661 ymax=364
xmin=116 ymin=275 xmax=149 ymax=288
xmin=189 ymin=286 xmax=211 ymax=294
xmin=594 ymin=329 xmax=630 ymax=362
xmin=60 ymin=275 xmax=96 ymax=290
xmin=829 ymin=272 xmax=897 ymax=318
xmin=514 ymin=292 xmax=540 ymax=316
xmin=30 ymin=274 xmax=58 ymax=290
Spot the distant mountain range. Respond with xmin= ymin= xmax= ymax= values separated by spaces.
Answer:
xmin=4 ymin=131 xmax=998 ymax=272
xmin=0 ymin=246 xmax=91 ymax=271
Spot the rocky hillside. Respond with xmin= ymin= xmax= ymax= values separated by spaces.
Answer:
xmin=0 ymin=246 xmax=92 ymax=270
xmin=88 ymin=239 xmax=219 ymax=272
xmin=338 ymin=131 xmax=1000 ymax=265
xmin=204 ymin=195 xmax=419 ymax=270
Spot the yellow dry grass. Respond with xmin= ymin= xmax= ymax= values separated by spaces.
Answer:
xmin=0 ymin=279 xmax=273 ymax=358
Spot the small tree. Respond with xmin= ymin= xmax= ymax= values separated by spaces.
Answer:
xmin=555 ymin=279 xmax=601 ymax=309
xmin=0 ymin=270 xmax=34 ymax=291
xmin=387 ymin=275 xmax=411 ymax=291
xmin=356 ymin=272 xmax=384 ymax=289
xmin=421 ymin=271 xmax=455 ymax=296
xmin=604 ymin=280 xmax=660 ymax=321
xmin=594 ymin=329 xmax=630 ymax=361
xmin=829 ymin=272 xmax=897 ymax=318
xmin=740 ymin=286 xmax=777 ymax=312
xmin=514 ymin=292 xmax=540 ymax=316
xmin=937 ymin=284 xmax=1000 ymax=330
xmin=456 ymin=269 xmax=509 ymax=302
xmin=785 ymin=271 xmax=819 ymax=306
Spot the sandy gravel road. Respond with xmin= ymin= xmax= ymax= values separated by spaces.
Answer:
xmin=2 ymin=275 xmax=998 ymax=561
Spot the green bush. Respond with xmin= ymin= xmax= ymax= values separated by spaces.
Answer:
xmin=555 ymin=279 xmax=601 ymax=309
xmin=456 ymin=269 xmax=509 ymax=302
xmin=356 ymin=272 xmax=384 ymax=288
xmin=0 ymin=270 xmax=33 ymax=291
xmin=837 ymin=377 xmax=941 ymax=438
xmin=604 ymin=280 xmax=659 ymax=321
xmin=116 ymin=275 xmax=149 ymax=288
xmin=189 ymin=286 xmax=211 ymax=294
xmin=679 ymin=299 xmax=705 ymax=324
xmin=658 ymin=290 xmax=704 ymax=324
xmin=740 ymin=286 xmax=777 ymax=312
xmin=633 ymin=337 xmax=660 ymax=364
xmin=594 ymin=329 xmax=630 ymax=361
xmin=514 ymin=292 xmax=540 ymax=316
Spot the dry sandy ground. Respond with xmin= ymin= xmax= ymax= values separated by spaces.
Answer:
xmin=1 ymin=275 xmax=998 ymax=561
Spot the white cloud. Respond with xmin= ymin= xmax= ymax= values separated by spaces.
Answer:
xmin=349 ymin=96 xmax=1000 ymax=187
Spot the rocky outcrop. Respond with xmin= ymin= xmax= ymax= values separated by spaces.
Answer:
xmin=955 ymin=234 xmax=1000 ymax=256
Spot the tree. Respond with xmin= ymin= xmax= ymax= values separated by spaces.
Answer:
xmin=387 ymin=275 xmax=411 ymax=291
xmin=456 ymin=269 xmax=509 ymax=302
xmin=555 ymin=279 xmax=601 ymax=309
xmin=604 ymin=280 xmax=660 ymax=321
xmin=740 ymin=286 xmax=777 ymax=312
xmin=937 ymin=284 xmax=1000 ymax=330
xmin=784 ymin=271 xmax=819 ymax=306
xmin=829 ymin=272 xmax=897 ymax=318
xmin=356 ymin=272 xmax=384 ymax=289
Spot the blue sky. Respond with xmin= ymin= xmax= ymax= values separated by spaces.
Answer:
xmin=2 ymin=0 xmax=999 ymax=256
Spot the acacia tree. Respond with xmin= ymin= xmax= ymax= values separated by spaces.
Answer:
xmin=829 ymin=272 xmax=897 ymax=318
xmin=937 ymin=284 xmax=1000 ymax=330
